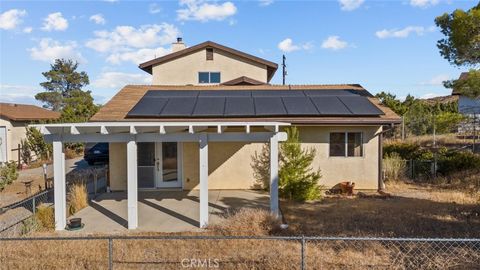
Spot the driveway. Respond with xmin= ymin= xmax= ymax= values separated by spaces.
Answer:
xmin=69 ymin=190 xmax=270 ymax=233
xmin=0 ymin=157 xmax=90 ymax=207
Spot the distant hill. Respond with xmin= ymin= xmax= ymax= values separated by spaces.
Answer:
xmin=420 ymin=95 xmax=458 ymax=105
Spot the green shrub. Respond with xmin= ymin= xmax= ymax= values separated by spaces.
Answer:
xmin=279 ymin=127 xmax=322 ymax=201
xmin=0 ymin=162 xmax=19 ymax=190
xmin=438 ymin=151 xmax=480 ymax=175
xmin=383 ymin=142 xmax=433 ymax=160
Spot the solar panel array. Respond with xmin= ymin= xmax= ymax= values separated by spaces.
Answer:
xmin=127 ymin=90 xmax=384 ymax=118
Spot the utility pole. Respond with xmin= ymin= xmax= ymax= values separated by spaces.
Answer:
xmin=401 ymin=116 xmax=405 ymax=141
xmin=473 ymin=112 xmax=477 ymax=153
xmin=282 ymin=54 xmax=287 ymax=85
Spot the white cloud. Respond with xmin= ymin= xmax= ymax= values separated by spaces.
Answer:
xmin=420 ymin=74 xmax=450 ymax=86
xmin=23 ymin=27 xmax=33 ymax=33
xmin=321 ymin=36 xmax=348 ymax=50
xmin=338 ymin=0 xmax=364 ymax=11
xmin=86 ymin=23 xmax=179 ymax=52
xmin=149 ymin=3 xmax=161 ymax=14
xmin=277 ymin=38 xmax=313 ymax=53
xmin=89 ymin=14 xmax=106 ymax=25
xmin=375 ymin=26 xmax=435 ymax=39
xmin=177 ymin=0 xmax=237 ymax=22
xmin=259 ymin=0 xmax=274 ymax=6
xmin=29 ymin=38 xmax=86 ymax=63
xmin=410 ymin=0 xmax=440 ymax=8
xmin=92 ymin=72 xmax=151 ymax=89
xmin=107 ymin=47 xmax=170 ymax=65
xmin=0 ymin=84 xmax=43 ymax=105
xmin=42 ymin=12 xmax=68 ymax=31
xmin=0 ymin=9 xmax=27 ymax=30
xmin=420 ymin=92 xmax=447 ymax=99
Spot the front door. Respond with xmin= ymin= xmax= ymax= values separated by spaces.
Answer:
xmin=137 ymin=142 xmax=182 ymax=189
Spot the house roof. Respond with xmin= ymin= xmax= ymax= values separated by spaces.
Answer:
xmin=0 ymin=103 xmax=60 ymax=121
xmin=90 ymin=85 xmax=401 ymax=125
xmin=452 ymin=72 xmax=468 ymax=95
xmin=138 ymin=41 xmax=279 ymax=82
xmin=221 ymin=76 xmax=266 ymax=86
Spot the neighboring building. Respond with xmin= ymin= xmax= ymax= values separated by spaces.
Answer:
xmin=452 ymin=72 xmax=480 ymax=133
xmin=33 ymin=40 xmax=401 ymax=230
xmin=0 ymin=103 xmax=60 ymax=163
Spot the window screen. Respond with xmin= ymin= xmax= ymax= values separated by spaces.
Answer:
xmin=329 ymin=132 xmax=363 ymax=157
xmin=206 ymin=48 xmax=213 ymax=60
xmin=210 ymin=72 xmax=220 ymax=83
xmin=347 ymin=132 xmax=363 ymax=157
xmin=199 ymin=72 xmax=209 ymax=83
xmin=329 ymin=133 xmax=346 ymax=157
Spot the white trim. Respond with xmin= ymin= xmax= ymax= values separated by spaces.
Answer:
xmin=31 ymin=121 xmax=290 ymax=135
xmin=269 ymin=134 xmax=279 ymax=218
xmin=53 ymin=141 xmax=66 ymax=231
xmin=199 ymin=134 xmax=208 ymax=228
xmin=127 ymin=140 xmax=138 ymax=229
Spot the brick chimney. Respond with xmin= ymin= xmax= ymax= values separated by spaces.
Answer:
xmin=171 ymin=37 xmax=186 ymax=53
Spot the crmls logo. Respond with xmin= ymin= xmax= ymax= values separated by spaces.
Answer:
xmin=181 ymin=258 xmax=220 ymax=268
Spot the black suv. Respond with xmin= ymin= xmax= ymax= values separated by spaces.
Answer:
xmin=84 ymin=143 xmax=109 ymax=165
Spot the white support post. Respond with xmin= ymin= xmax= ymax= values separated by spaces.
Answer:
xmin=127 ymin=140 xmax=138 ymax=229
xmin=269 ymin=134 xmax=279 ymax=218
xmin=199 ymin=134 xmax=209 ymax=228
xmin=53 ymin=141 xmax=66 ymax=230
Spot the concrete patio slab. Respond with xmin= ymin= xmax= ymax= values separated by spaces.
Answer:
xmin=68 ymin=190 xmax=269 ymax=234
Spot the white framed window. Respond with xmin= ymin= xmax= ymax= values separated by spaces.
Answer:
xmin=198 ymin=72 xmax=221 ymax=83
xmin=329 ymin=132 xmax=363 ymax=157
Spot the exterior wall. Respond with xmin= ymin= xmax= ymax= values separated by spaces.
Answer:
xmin=109 ymin=142 xmax=127 ymax=191
xmin=0 ymin=117 xmax=29 ymax=162
xmin=108 ymin=126 xmax=381 ymax=191
xmin=151 ymin=49 xmax=268 ymax=85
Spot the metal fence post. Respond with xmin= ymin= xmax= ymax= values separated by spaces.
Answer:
xmin=108 ymin=237 xmax=113 ymax=270
xmin=32 ymin=196 xmax=36 ymax=215
xmin=301 ymin=235 xmax=305 ymax=270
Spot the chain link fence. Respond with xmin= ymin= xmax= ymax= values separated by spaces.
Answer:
xmin=0 ymin=189 xmax=54 ymax=236
xmin=0 ymin=235 xmax=479 ymax=269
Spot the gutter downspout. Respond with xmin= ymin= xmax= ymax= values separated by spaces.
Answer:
xmin=375 ymin=124 xmax=395 ymax=191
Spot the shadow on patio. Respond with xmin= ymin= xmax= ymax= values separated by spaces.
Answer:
xmin=69 ymin=190 xmax=269 ymax=233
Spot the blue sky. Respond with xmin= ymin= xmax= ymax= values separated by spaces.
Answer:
xmin=0 ymin=0 xmax=477 ymax=106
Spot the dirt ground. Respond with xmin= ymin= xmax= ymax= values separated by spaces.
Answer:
xmin=281 ymin=181 xmax=480 ymax=238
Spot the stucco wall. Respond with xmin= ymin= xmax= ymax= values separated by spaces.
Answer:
xmin=151 ymin=49 xmax=268 ymax=85
xmin=109 ymin=142 xmax=127 ymax=191
xmin=108 ymin=126 xmax=381 ymax=191
xmin=0 ymin=117 xmax=29 ymax=162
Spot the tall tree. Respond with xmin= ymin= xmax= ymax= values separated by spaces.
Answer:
xmin=435 ymin=3 xmax=480 ymax=98
xmin=35 ymin=59 xmax=89 ymax=111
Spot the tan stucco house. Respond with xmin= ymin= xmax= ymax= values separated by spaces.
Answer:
xmin=33 ymin=39 xmax=401 ymax=230
xmin=0 ymin=103 xmax=60 ymax=163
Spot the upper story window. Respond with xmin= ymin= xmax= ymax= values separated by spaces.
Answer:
xmin=206 ymin=48 xmax=214 ymax=60
xmin=329 ymin=132 xmax=363 ymax=157
xmin=199 ymin=72 xmax=221 ymax=84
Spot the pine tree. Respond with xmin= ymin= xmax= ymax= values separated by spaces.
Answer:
xmin=279 ymin=127 xmax=322 ymax=201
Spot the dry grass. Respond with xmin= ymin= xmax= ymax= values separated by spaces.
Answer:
xmin=383 ymin=153 xmax=406 ymax=181
xmin=2 ymin=183 xmax=480 ymax=269
xmin=386 ymin=133 xmax=468 ymax=147
xmin=67 ymin=182 xmax=88 ymax=216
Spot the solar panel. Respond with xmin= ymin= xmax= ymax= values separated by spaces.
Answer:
xmin=282 ymin=97 xmax=319 ymax=115
xmin=127 ymin=97 xmax=168 ymax=117
xmin=198 ymin=90 xmax=251 ymax=97
xmin=160 ymin=98 xmax=197 ymax=116
xmin=126 ymin=89 xmax=384 ymax=118
xmin=310 ymin=96 xmax=352 ymax=115
xmin=192 ymin=97 xmax=226 ymax=116
xmin=145 ymin=90 xmax=199 ymax=97
xmin=254 ymin=97 xmax=287 ymax=116
xmin=252 ymin=90 xmax=305 ymax=97
xmin=224 ymin=97 xmax=255 ymax=116
xmin=339 ymin=96 xmax=384 ymax=115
